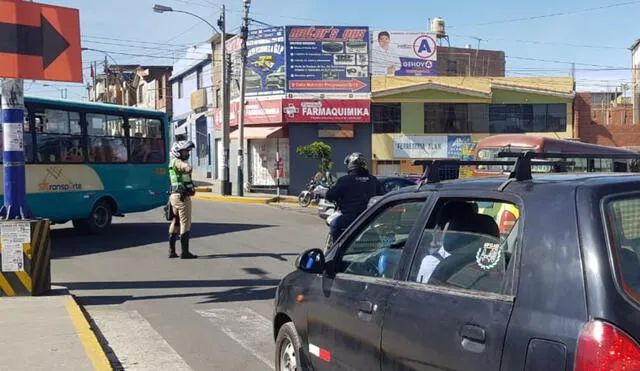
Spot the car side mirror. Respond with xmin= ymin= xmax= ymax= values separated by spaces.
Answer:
xmin=295 ymin=248 xmax=325 ymax=274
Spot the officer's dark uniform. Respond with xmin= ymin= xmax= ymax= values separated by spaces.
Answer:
xmin=326 ymin=156 xmax=384 ymax=242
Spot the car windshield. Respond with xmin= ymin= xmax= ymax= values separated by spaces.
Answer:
xmin=605 ymin=195 xmax=640 ymax=302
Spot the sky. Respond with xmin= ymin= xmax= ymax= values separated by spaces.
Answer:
xmin=21 ymin=0 xmax=640 ymax=100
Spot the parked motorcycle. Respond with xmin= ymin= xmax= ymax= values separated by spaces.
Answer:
xmin=298 ymin=179 xmax=329 ymax=207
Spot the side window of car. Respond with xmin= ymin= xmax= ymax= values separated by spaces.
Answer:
xmin=408 ymin=198 xmax=521 ymax=295
xmin=336 ymin=200 xmax=426 ymax=279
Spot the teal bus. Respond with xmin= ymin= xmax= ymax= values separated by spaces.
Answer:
xmin=0 ymin=95 xmax=170 ymax=233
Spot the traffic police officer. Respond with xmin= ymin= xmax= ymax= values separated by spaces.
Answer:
xmin=168 ymin=140 xmax=198 ymax=259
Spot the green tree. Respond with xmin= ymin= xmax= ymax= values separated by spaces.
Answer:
xmin=296 ymin=141 xmax=333 ymax=173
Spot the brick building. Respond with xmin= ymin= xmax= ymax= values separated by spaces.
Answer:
xmin=573 ymin=92 xmax=639 ymax=149
xmin=437 ymin=46 xmax=505 ymax=77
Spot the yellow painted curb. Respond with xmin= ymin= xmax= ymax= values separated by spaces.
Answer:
xmin=193 ymin=194 xmax=274 ymax=204
xmin=195 ymin=187 xmax=213 ymax=192
xmin=65 ymin=297 xmax=112 ymax=371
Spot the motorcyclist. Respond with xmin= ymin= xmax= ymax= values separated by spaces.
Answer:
xmin=325 ymin=152 xmax=385 ymax=243
xmin=168 ymin=140 xmax=198 ymax=259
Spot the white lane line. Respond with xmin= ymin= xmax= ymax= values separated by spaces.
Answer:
xmin=195 ymin=307 xmax=275 ymax=370
xmin=88 ymin=309 xmax=193 ymax=371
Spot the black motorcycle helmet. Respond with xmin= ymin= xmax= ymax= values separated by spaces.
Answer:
xmin=344 ymin=152 xmax=367 ymax=171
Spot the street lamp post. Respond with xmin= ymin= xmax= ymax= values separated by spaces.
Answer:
xmin=153 ymin=4 xmax=231 ymax=195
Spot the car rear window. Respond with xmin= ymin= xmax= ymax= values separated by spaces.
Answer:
xmin=605 ymin=195 xmax=640 ymax=301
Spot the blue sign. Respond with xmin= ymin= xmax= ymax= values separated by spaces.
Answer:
xmin=285 ymin=26 xmax=370 ymax=94
xmin=447 ymin=136 xmax=472 ymax=158
xmin=229 ymin=27 xmax=285 ymax=99
xmin=371 ymin=32 xmax=437 ymax=76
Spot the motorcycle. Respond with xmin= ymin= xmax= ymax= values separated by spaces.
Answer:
xmin=298 ymin=179 xmax=329 ymax=207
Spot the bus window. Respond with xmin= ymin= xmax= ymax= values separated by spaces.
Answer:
xmin=34 ymin=109 xmax=83 ymax=163
xmin=87 ymin=113 xmax=127 ymax=163
xmin=128 ymin=117 xmax=165 ymax=163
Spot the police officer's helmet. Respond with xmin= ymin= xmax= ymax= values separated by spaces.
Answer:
xmin=344 ymin=152 xmax=367 ymax=171
xmin=175 ymin=140 xmax=195 ymax=152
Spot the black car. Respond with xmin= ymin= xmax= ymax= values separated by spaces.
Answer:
xmin=317 ymin=176 xmax=417 ymax=220
xmin=273 ymin=157 xmax=640 ymax=370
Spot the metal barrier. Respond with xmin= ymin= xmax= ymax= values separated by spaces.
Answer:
xmin=0 ymin=219 xmax=52 ymax=296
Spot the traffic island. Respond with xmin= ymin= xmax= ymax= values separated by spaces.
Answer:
xmin=0 ymin=219 xmax=52 ymax=296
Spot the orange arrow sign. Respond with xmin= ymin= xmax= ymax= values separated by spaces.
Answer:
xmin=0 ymin=0 xmax=82 ymax=83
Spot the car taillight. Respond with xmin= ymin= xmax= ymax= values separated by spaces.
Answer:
xmin=575 ymin=320 xmax=640 ymax=371
xmin=498 ymin=210 xmax=517 ymax=235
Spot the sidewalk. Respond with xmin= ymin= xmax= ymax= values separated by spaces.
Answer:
xmin=0 ymin=286 xmax=112 ymax=371
xmin=193 ymin=187 xmax=303 ymax=205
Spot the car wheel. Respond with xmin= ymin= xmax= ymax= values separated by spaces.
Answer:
xmin=275 ymin=322 xmax=305 ymax=371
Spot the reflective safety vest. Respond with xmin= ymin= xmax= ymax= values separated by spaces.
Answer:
xmin=169 ymin=158 xmax=194 ymax=194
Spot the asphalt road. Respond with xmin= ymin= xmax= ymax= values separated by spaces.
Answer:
xmin=50 ymin=200 xmax=325 ymax=371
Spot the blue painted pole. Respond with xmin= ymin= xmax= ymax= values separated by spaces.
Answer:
xmin=1 ymin=79 xmax=30 ymax=220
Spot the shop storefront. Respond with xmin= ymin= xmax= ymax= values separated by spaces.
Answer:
xmin=284 ymin=98 xmax=372 ymax=193
xmin=370 ymin=76 xmax=576 ymax=175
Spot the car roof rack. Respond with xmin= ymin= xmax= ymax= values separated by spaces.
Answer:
xmin=411 ymin=150 xmax=640 ymax=191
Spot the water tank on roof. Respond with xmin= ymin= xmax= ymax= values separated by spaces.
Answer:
xmin=431 ymin=17 xmax=446 ymax=38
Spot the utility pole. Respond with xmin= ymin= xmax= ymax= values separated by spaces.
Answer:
xmin=218 ymin=4 xmax=231 ymax=195
xmin=93 ymin=61 xmax=98 ymax=102
xmin=104 ymin=55 xmax=109 ymax=103
xmin=237 ymin=0 xmax=251 ymax=196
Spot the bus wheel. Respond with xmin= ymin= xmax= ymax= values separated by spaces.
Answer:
xmin=74 ymin=199 xmax=113 ymax=234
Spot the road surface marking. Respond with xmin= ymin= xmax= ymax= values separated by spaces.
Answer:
xmin=64 ymin=298 xmax=112 ymax=371
xmin=87 ymin=308 xmax=192 ymax=371
xmin=196 ymin=307 xmax=275 ymax=370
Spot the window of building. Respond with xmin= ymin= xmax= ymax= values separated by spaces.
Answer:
xmin=372 ymin=103 xmax=401 ymax=133
xmin=33 ymin=109 xmax=83 ymax=163
xmin=196 ymin=67 xmax=203 ymax=90
xmin=215 ymin=88 xmax=221 ymax=108
xmin=129 ymin=117 xmax=165 ymax=163
xmin=177 ymin=79 xmax=184 ymax=99
xmin=424 ymin=103 xmax=489 ymax=133
xmin=86 ymin=113 xmax=127 ymax=163
xmin=158 ymin=78 xmax=164 ymax=100
xmin=489 ymin=104 xmax=567 ymax=133
xmin=138 ymin=86 xmax=144 ymax=104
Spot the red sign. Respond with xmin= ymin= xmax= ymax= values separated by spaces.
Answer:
xmin=0 ymin=1 xmax=82 ymax=82
xmin=288 ymin=79 xmax=367 ymax=92
xmin=282 ymin=99 xmax=370 ymax=123
xmin=212 ymin=99 xmax=283 ymax=129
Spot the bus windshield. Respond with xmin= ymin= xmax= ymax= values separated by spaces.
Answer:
xmin=476 ymin=147 xmax=554 ymax=173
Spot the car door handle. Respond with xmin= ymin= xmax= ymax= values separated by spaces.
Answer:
xmin=357 ymin=300 xmax=374 ymax=314
xmin=460 ymin=324 xmax=486 ymax=353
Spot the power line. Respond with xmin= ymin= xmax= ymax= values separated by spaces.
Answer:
xmin=451 ymin=0 xmax=640 ymax=28
xmin=450 ymin=34 xmax=629 ymax=50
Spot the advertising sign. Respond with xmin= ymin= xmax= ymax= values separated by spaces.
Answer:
xmin=228 ymin=27 xmax=285 ymax=100
xmin=285 ymin=26 xmax=370 ymax=93
xmin=282 ymin=99 xmax=370 ymax=123
xmin=371 ymin=31 xmax=437 ymax=76
xmin=212 ymin=99 xmax=283 ymax=129
xmin=393 ymin=135 xmax=448 ymax=159
xmin=447 ymin=136 xmax=472 ymax=158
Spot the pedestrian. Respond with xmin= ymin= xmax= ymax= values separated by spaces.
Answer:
xmin=168 ymin=140 xmax=198 ymax=259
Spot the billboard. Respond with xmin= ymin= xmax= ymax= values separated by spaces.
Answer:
xmin=285 ymin=26 xmax=370 ymax=94
xmin=228 ymin=27 xmax=285 ymax=100
xmin=371 ymin=31 xmax=437 ymax=76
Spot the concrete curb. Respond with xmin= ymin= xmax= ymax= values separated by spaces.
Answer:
xmin=193 ymin=194 xmax=275 ymax=204
xmin=194 ymin=186 xmax=213 ymax=192
xmin=64 ymin=294 xmax=113 ymax=371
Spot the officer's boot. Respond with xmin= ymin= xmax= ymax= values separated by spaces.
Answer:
xmin=180 ymin=231 xmax=197 ymax=259
xmin=169 ymin=233 xmax=179 ymax=258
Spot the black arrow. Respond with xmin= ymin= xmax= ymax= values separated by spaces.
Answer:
xmin=0 ymin=15 xmax=70 ymax=69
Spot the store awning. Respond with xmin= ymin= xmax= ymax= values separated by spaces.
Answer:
xmin=230 ymin=126 xmax=284 ymax=139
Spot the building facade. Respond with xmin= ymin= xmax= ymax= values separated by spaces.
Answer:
xmin=370 ymin=76 xmax=576 ymax=175
xmin=437 ymin=46 xmax=505 ymax=77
